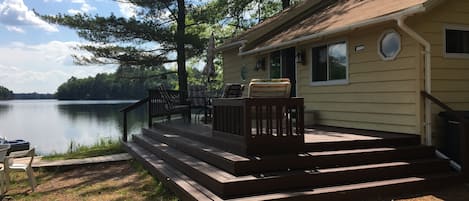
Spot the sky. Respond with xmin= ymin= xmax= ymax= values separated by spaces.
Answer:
xmin=0 ymin=0 xmax=139 ymax=93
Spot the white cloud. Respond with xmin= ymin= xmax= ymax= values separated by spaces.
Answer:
xmin=0 ymin=41 xmax=117 ymax=93
xmin=67 ymin=0 xmax=96 ymax=14
xmin=0 ymin=0 xmax=58 ymax=32
xmin=5 ymin=25 xmax=23 ymax=32
xmin=117 ymin=1 xmax=137 ymax=18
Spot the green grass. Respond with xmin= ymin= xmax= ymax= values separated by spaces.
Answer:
xmin=42 ymin=138 xmax=124 ymax=161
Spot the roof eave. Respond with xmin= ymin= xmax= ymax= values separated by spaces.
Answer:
xmin=239 ymin=3 xmax=429 ymax=56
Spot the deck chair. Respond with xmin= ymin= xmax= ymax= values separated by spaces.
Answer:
xmin=247 ymin=78 xmax=292 ymax=135
xmin=222 ymin=83 xmax=244 ymax=98
xmin=148 ymin=86 xmax=191 ymax=124
xmin=248 ymin=78 xmax=291 ymax=98
xmin=4 ymin=148 xmax=37 ymax=192
xmin=0 ymin=144 xmax=10 ymax=195
xmin=188 ymin=85 xmax=210 ymax=123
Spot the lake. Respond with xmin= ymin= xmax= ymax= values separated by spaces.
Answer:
xmin=0 ymin=100 xmax=146 ymax=155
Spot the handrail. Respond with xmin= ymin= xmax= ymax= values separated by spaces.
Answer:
xmin=120 ymin=97 xmax=149 ymax=113
xmin=421 ymin=91 xmax=469 ymax=179
xmin=120 ymin=96 xmax=149 ymax=142
xmin=421 ymin=91 xmax=454 ymax=112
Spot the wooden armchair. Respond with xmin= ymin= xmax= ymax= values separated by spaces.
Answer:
xmin=148 ymin=86 xmax=191 ymax=126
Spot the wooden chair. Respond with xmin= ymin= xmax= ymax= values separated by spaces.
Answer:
xmin=4 ymin=148 xmax=37 ymax=192
xmin=148 ymin=86 xmax=191 ymax=126
xmin=222 ymin=83 xmax=244 ymax=98
xmin=248 ymin=78 xmax=291 ymax=98
xmin=247 ymin=78 xmax=292 ymax=135
xmin=188 ymin=85 xmax=210 ymax=123
xmin=0 ymin=144 xmax=10 ymax=195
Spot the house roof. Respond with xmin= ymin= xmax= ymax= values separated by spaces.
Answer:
xmin=217 ymin=0 xmax=326 ymax=51
xmin=225 ymin=0 xmax=440 ymax=55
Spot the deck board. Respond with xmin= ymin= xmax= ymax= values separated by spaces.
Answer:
xmin=157 ymin=120 xmax=418 ymax=144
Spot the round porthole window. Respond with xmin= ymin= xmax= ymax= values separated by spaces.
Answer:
xmin=378 ymin=30 xmax=401 ymax=60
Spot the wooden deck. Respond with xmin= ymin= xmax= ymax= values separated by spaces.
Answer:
xmin=153 ymin=120 xmax=420 ymax=152
xmin=123 ymin=120 xmax=461 ymax=201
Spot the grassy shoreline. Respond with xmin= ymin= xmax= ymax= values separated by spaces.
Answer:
xmin=4 ymin=138 xmax=177 ymax=201
xmin=42 ymin=138 xmax=124 ymax=161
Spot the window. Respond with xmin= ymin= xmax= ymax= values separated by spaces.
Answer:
xmin=445 ymin=26 xmax=469 ymax=57
xmin=311 ymin=41 xmax=347 ymax=84
xmin=379 ymin=30 xmax=401 ymax=60
xmin=270 ymin=51 xmax=281 ymax=78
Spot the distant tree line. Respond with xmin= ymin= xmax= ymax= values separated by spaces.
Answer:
xmin=14 ymin=93 xmax=55 ymax=99
xmin=0 ymin=86 xmax=13 ymax=100
xmin=55 ymin=72 xmax=177 ymax=100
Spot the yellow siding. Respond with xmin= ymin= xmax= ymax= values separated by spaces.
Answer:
xmin=411 ymin=0 xmax=469 ymax=143
xmin=296 ymin=23 xmax=421 ymax=134
xmin=222 ymin=49 xmax=268 ymax=96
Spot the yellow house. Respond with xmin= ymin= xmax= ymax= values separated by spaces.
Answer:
xmin=218 ymin=0 xmax=469 ymax=151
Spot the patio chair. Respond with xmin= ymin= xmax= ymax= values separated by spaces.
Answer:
xmin=148 ymin=86 xmax=191 ymax=124
xmin=188 ymin=85 xmax=210 ymax=123
xmin=0 ymin=144 xmax=10 ymax=195
xmin=248 ymin=78 xmax=291 ymax=98
xmin=4 ymin=148 xmax=37 ymax=192
xmin=221 ymin=83 xmax=244 ymax=98
xmin=247 ymin=78 xmax=292 ymax=135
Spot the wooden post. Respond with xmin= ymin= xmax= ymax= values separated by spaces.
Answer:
xmin=123 ymin=111 xmax=128 ymax=142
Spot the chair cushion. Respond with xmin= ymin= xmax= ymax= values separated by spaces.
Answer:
xmin=248 ymin=78 xmax=291 ymax=98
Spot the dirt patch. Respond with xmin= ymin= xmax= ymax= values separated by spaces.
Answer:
xmin=394 ymin=183 xmax=469 ymax=201
xmin=3 ymin=161 xmax=469 ymax=201
xmin=3 ymin=161 xmax=176 ymax=201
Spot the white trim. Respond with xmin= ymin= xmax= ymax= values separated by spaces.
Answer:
xmin=239 ymin=4 xmax=427 ymax=56
xmin=310 ymin=79 xmax=349 ymax=86
xmin=215 ymin=40 xmax=246 ymax=52
xmin=309 ymin=40 xmax=349 ymax=86
xmin=377 ymin=29 xmax=402 ymax=61
xmin=443 ymin=24 xmax=469 ymax=59
xmin=396 ymin=16 xmax=432 ymax=145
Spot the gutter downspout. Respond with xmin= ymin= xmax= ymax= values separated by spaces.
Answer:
xmin=396 ymin=16 xmax=432 ymax=145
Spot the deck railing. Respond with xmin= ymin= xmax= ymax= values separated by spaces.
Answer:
xmin=120 ymin=97 xmax=149 ymax=142
xmin=421 ymin=91 xmax=469 ymax=179
xmin=120 ymin=89 xmax=187 ymax=142
xmin=212 ymin=97 xmax=304 ymax=155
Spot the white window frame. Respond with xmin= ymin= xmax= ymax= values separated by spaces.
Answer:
xmin=444 ymin=24 xmax=469 ymax=59
xmin=310 ymin=40 xmax=349 ymax=86
xmin=378 ymin=29 xmax=401 ymax=61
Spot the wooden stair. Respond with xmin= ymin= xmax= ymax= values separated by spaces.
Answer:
xmin=123 ymin=127 xmax=461 ymax=201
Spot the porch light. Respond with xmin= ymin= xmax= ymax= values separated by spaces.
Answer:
xmin=296 ymin=50 xmax=306 ymax=64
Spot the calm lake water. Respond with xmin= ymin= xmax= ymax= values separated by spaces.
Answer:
xmin=0 ymin=100 xmax=146 ymax=155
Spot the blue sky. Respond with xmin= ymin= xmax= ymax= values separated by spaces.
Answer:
xmin=0 ymin=0 xmax=139 ymax=93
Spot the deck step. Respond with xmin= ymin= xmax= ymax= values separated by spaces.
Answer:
xmin=133 ymin=134 xmax=452 ymax=198
xmin=142 ymin=128 xmax=437 ymax=175
xmin=125 ymin=140 xmax=460 ymax=201
xmin=123 ymin=142 xmax=223 ymax=201
xmin=227 ymin=173 xmax=461 ymax=201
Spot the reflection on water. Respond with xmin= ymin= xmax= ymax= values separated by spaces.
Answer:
xmin=0 ymin=100 xmax=146 ymax=155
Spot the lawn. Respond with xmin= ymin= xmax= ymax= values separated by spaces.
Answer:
xmin=3 ymin=161 xmax=177 ymax=201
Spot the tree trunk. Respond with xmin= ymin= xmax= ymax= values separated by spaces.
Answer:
xmin=176 ymin=0 xmax=188 ymax=103
xmin=282 ymin=0 xmax=290 ymax=9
